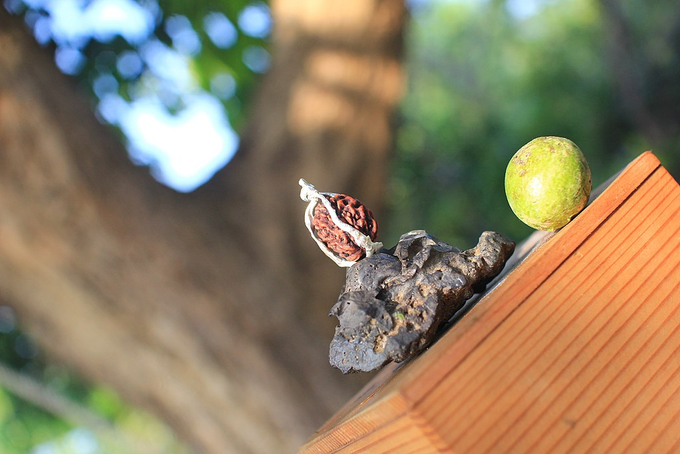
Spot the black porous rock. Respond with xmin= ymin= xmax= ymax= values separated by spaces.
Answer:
xmin=329 ymin=230 xmax=515 ymax=373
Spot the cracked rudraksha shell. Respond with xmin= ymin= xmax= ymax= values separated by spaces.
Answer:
xmin=312 ymin=194 xmax=379 ymax=262
xmin=300 ymin=179 xmax=383 ymax=267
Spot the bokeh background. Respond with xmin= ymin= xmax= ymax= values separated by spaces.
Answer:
xmin=0 ymin=0 xmax=678 ymax=452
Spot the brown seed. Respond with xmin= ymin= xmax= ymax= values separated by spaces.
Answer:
xmin=311 ymin=194 xmax=378 ymax=262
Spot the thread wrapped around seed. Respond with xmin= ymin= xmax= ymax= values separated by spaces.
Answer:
xmin=312 ymin=194 xmax=378 ymax=262
xmin=300 ymin=179 xmax=383 ymax=267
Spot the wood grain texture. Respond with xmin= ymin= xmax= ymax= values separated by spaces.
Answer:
xmin=301 ymin=152 xmax=680 ymax=453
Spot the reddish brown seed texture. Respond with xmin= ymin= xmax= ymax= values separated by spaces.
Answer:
xmin=311 ymin=194 xmax=378 ymax=262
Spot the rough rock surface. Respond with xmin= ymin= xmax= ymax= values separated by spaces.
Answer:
xmin=329 ymin=230 xmax=515 ymax=373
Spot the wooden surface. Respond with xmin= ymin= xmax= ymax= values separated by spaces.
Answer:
xmin=301 ymin=152 xmax=680 ymax=453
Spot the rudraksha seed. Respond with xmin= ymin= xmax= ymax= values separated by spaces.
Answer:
xmin=300 ymin=179 xmax=383 ymax=267
xmin=312 ymin=194 xmax=378 ymax=262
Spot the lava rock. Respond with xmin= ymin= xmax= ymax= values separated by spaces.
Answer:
xmin=329 ymin=230 xmax=515 ymax=373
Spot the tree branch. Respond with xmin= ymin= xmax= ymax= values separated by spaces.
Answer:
xmin=0 ymin=363 xmax=169 ymax=454
xmin=0 ymin=2 xmax=406 ymax=452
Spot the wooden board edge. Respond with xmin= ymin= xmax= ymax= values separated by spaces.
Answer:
xmin=300 ymin=390 xmax=411 ymax=453
xmin=299 ymin=151 xmax=663 ymax=452
xmin=397 ymin=151 xmax=662 ymax=401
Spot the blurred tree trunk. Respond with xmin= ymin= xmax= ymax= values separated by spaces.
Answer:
xmin=0 ymin=1 xmax=405 ymax=453
xmin=599 ymin=0 xmax=680 ymax=174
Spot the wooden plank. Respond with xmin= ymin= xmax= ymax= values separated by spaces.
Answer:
xmin=300 ymin=152 xmax=677 ymax=453
xmin=395 ymin=152 xmax=664 ymax=404
xmin=418 ymin=165 xmax=679 ymax=453
xmin=334 ymin=410 xmax=446 ymax=454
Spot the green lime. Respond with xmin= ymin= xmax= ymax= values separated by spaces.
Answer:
xmin=505 ymin=136 xmax=592 ymax=231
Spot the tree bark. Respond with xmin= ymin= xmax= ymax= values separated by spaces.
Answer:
xmin=597 ymin=0 xmax=663 ymax=143
xmin=0 ymin=1 xmax=405 ymax=452
xmin=598 ymin=0 xmax=680 ymax=154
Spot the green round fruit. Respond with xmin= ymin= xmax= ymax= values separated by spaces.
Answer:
xmin=505 ymin=136 xmax=592 ymax=231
